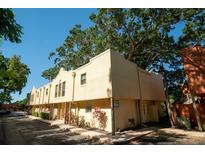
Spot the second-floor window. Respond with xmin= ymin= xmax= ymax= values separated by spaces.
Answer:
xmin=55 ymin=85 xmax=58 ymax=98
xmin=46 ymin=88 xmax=48 ymax=95
xmin=62 ymin=81 xmax=66 ymax=96
xmin=55 ymin=82 xmax=66 ymax=98
xmin=81 ymin=73 xmax=86 ymax=85
xmin=30 ymin=94 xmax=34 ymax=102
xmin=58 ymin=83 xmax=62 ymax=97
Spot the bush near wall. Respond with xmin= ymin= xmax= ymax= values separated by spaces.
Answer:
xmin=40 ymin=112 xmax=49 ymax=120
xmin=32 ymin=112 xmax=39 ymax=117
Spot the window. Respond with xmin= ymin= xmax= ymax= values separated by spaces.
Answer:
xmin=85 ymin=102 xmax=92 ymax=113
xmin=46 ymin=88 xmax=48 ymax=95
xmin=58 ymin=83 xmax=62 ymax=97
xmin=55 ymin=84 xmax=58 ymax=97
xmin=62 ymin=81 xmax=66 ymax=96
xmin=30 ymin=94 xmax=34 ymax=102
xmin=81 ymin=73 xmax=86 ymax=85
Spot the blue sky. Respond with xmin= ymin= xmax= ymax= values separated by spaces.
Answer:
xmin=1 ymin=9 xmax=185 ymax=102
xmin=1 ymin=9 xmax=96 ymax=102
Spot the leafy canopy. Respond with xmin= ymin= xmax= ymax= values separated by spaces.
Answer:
xmin=0 ymin=53 xmax=30 ymax=103
xmin=43 ymin=9 xmax=205 ymax=102
xmin=0 ymin=9 xmax=30 ymax=103
xmin=0 ymin=8 xmax=23 ymax=43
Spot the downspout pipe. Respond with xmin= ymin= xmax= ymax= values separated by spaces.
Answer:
xmin=137 ymin=67 xmax=142 ymax=127
xmin=69 ymin=72 xmax=76 ymax=124
xmin=111 ymin=97 xmax=115 ymax=136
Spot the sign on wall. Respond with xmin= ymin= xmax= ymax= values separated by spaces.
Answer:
xmin=113 ymin=100 xmax=119 ymax=108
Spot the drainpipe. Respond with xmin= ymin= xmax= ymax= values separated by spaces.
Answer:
xmin=111 ymin=97 xmax=115 ymax=136
xmin=137 ymin=67 xmax=142 ymax=127
xmin=69 ymin=72 xmax=76 ymax=124
xmin=48 ymin=84 xmax=52 ymax=120
xmin=42 ymin=87 xmax=45 ymax=111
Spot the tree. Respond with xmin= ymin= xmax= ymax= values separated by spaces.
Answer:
xmin=0 ymin=53 xmax=30 ymax=103
xmin=41 ymin=66 xmax=60 ymax=81
xmin=0 ymin=9 xmax=30 ymax=104
xmin=43 ymin=9 xmax=205 ymax=103
xmin=0 ymin=8 xmax=23 ymax=43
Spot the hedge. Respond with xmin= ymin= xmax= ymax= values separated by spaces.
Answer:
xmin=32 ymin=112 xmax=39 ymax=117
xmin=40 ymin=112 xmax=49 ymax=120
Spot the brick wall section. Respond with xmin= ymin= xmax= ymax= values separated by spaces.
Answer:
xmin=181 ymin=46 xmax=205 ymax=96
xmin=173 ymin=103 xmax=205 ymax=125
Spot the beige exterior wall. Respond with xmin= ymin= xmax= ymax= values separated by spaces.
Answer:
xmin=139 ymin=69 xmax=166 ymax=101
xmin=114 ymin=99 xmax=139 ymax=131
xmin=114 ymin=99 xmax=161 ymax=131
xmin=73 ymin=51 xmax=112 ymax=101
xmin=110 ymin=50 xmax=166 ymax=101
xmin=71 ymin=99 xmax=112 ymax=132
xmin=111 ymin=51 xmax=141 ymax=100
xmin=29 ymin=49 xmax=166 ymax=132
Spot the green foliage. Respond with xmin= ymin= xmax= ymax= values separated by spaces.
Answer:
xmin=0 ymin=92 xmax=12 ymax=104
xmin=176 ymin=116 xmax=191 ymax=130
xmin=41 ymin=66 xmax=60 ymax=81
xmin=40 ymin=112 xmax=49 ymax=120
xmin=202 ymin=124 xmax=205 ymax=131
xmin=0 ymin=9 xmax=23 ymax=43
xmin=0 ymin=53 xmax=30 ymax=103
xmin=43 ymin=9 xmax=205 ymax=102
xmin=0 ymin=9 xmax=29 ymax=104
xmin=14 ymin=94 xmax=30 ymax=110
xmin=32 ymin=112 xmax=39 ymax=117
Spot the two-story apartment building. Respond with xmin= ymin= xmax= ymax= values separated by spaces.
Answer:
xmin=29 ymin=49 xmax=166 ymax=133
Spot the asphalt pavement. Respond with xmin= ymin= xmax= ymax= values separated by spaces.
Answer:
xmin=0 ymin=111 xmax=100 ymax=145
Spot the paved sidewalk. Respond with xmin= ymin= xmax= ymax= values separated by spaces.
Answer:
xmin=28 ymin=115 xmax=155 ymax=144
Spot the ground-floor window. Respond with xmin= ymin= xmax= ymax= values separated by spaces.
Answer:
xmin=85 ymin=102 xmax=92 ymax=113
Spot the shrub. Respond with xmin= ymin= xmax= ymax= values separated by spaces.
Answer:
xmin=32 ymin=112 xmax=39 ymax=117
xmin=40 ymin=112 xmax=49 ymax=120
xmin=93 ymin=107 xmax=108 ymax=130
xmin=202 ymin=124 xmax=205 ymax=131
xmin=176 ymin=116 xmax=191 ymax=130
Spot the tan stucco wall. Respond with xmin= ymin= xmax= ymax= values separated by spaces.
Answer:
xmin=29 ymin=49 xmax=166 ymax=132
xmin=139 ymin=70 xmax=166 ymax=101
xmin=29 ymin=49 xmax=165 ymax=106
xmin=30 ymin=50 xmax=112 ymax=106
xmin=140 ymin=100 xmax=160 ymax=123
xmin=114 ymin=99 xmax=140 ymax=131
xmin=110 ymin=50 xmax=166 ymax=101
xmin=71 ymin=99 xmax=112 ymax=132
xmin=111 ymin=51 xmax=141 ymax=99
xmin=114 ymin=99 xmax=161 ymax=131
xmin=73 ymin=51 xmax=112 ymax=101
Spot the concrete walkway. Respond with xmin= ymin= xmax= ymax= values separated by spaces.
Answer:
xmin=28 ymin=115 xmax=155 ymax=144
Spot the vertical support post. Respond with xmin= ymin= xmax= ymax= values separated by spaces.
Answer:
xmin=111 ymin=97 xmax=115 ymax=136
xmin=137 ymin=100 xmax=142 ymax=128
xmin=64 ymin=102 xmax=67 ymax=124
xmin=68 ymin=102 xmax=71 ymax=124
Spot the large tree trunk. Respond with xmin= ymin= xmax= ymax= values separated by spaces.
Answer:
xmin=160 ymin=65 xmax=175 ymax=127
xmin=192 ymin=96 xmax=203 ymax=131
